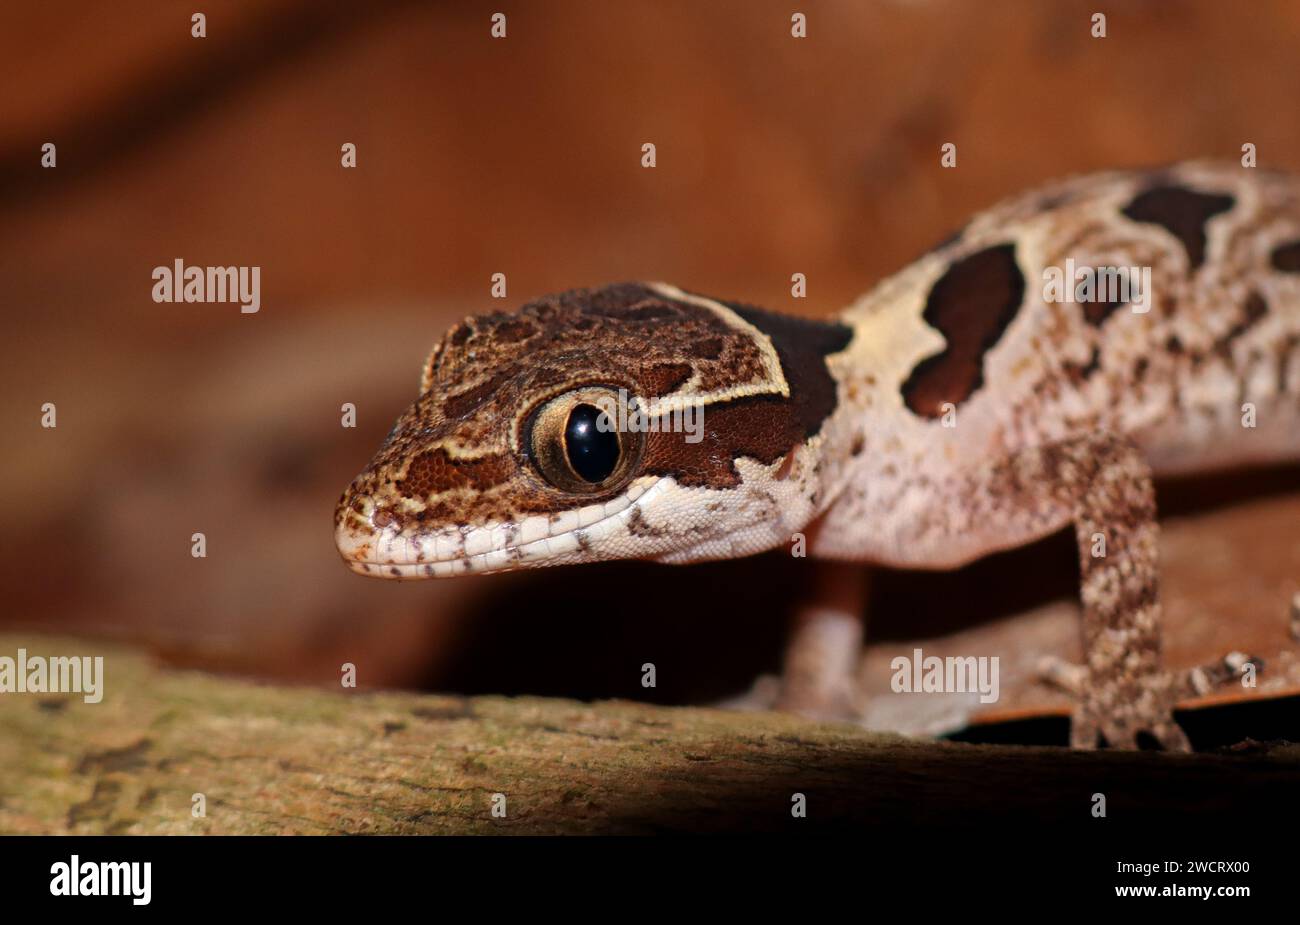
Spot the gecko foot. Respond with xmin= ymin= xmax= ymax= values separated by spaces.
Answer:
xmin=716 ymin=673 xmax=784 ymax=713
xmin=715 ymin=672 xmax=865 ymax=726
xmin=1068 ymin=673 xmax=1191 ymax=751
xmin=1038 ymin=651 xmax=1261 ymax=750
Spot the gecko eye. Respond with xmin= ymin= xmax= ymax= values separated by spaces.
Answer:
xmin=565 ymin=404 xmax=619 ymax=482
xmin=527 ymin=387 xmax=644 ymax=493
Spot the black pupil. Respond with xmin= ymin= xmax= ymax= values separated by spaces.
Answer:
xmin=564 ymin=403 xmax=620 ymax=483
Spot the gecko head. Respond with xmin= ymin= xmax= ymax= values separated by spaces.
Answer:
xmin=335 ymin=282 xmax=852 ymax=578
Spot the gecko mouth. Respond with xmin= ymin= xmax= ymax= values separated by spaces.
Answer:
xmin=335 ymin=478 xmax=664 ymax=579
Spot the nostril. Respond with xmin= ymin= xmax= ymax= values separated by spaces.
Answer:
xmin=345 ymin=494 xmax=377 ymax=523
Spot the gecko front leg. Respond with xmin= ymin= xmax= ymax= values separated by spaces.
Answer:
xmin=774 ymin=431 xmax=1252 ymax=748
xmin=775 ymin=433 xmax=1193 ymax=746
xmin=1017 ymin=432 xmax=1190 ymax=750
xmin=775 ymin=561 xmax=867 ymax=720
xmin=721 ymin=561 xmax=867 ymax=721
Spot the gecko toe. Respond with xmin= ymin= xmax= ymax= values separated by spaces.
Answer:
xmin=1038 ymin=655 xmax=1089 ymax=695
xmin=1104 ymin=725 xmax=1140 ymax=750
xmin=1181 ymin=651 xmax=1260 ymax=697
xmin=1069 ymin=715 xmax=1102 ymax=749
xmin=1154 ymin=722 xmax=1192 ymax=753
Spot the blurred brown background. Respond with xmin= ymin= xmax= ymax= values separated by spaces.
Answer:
xmin=2 ymin=0 xmax=1299 ymax=707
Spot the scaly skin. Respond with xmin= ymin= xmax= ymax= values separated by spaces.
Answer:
xmin=337 ymin=162 xmax=1300 ymax=748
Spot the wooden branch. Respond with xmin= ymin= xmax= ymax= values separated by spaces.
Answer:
xmin=2 ymin=635 xmax=1297 ymax=834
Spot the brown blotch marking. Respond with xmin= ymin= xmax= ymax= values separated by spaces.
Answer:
xmin=626 ymin=506 xmax=661 ymax=538
xmin=448 ymin=323 xmax=473 ymax=347
xmin=1081 ymin=346 xmax=1102 ymax=378
xmin=640 ymin=301 xmax=853 ymax=489
xmin=398 ymin=448 xmax=515 ymax=498
xmin=1120 ymin=184 xmax=1235 ymax=270
xmin=644 ymin=400 xmax=795 ymax=488
xmin=901 ymin=243 xmax=1026 ymax=418
xmin=1065 ymin=346 xmax=1102 ymax=385
xmin=494 ymin=318 xmax=537 ymax=343
xmin=643 ymin=362 xmax=693 ymax=396
xmin=442 ymin=369 xmax=517 ymax=420
xmin=1231 ymin=291 xmax=1269 ymax=338
xmin=725 ymin=303 xmax=851 ymax=439
xmin=1271 ymin=240 xmax=1300 ymax=272
xmin=1214 ymin=291 xmax=1269 ymax=360
xmin=1084 ymin=301 xmax=1124 ymax=326
xmin=1278 ymin=333 xmax=1300 ymax=394
xmin=690 ymin=336 xmax=726 ymax=360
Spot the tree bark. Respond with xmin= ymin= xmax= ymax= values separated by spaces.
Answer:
xmin=1 ymin=634 xmax=1296 ymax=834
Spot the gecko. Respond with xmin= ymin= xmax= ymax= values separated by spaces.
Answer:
xmin=335 ymin=162 xmax=1300 ymax=750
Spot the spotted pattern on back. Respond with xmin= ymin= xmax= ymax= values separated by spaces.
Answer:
xmin=1272 ymin=240 xmax=1300 ymax=273
xmin=900 ymin=243 xmax=1026 ymax=418
xmin=1120 ymin=184 xmax=1235 ymax=269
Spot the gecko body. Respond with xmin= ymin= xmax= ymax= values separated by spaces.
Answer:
xmin=336 ymin=163 xmax=1300 ymax=748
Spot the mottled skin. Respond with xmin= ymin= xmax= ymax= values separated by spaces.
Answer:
xmin=338 ymin=162 xmax=1300 ymax=749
